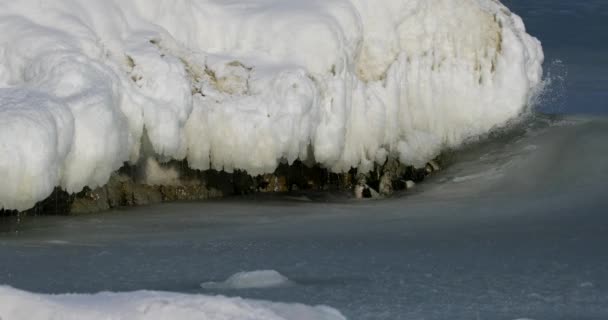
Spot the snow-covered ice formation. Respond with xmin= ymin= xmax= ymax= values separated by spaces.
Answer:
xmin=0 ymin=286 xmax=345 ymax=320
xmin=0 ymin=0 xmax=543 ymax=210
xmin=201 ymin=270 xmax=294 ymax=289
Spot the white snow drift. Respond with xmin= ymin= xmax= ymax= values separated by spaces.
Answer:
xmin=0 ymin=0 xmax=543 ymax=210
xmin=201 ymin=270 xmax=294 ymax=289
xmin=0 ymin=286 xmax=345 ymax=320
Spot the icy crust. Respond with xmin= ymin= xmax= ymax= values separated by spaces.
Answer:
xmin=0 ymin=0 xmax=543 ymax=210
xmin=0 ymin=286 xmax=345 ymax=320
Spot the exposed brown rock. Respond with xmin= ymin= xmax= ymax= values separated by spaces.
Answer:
xmin=2 ymin=155 xmax=444 ymax=216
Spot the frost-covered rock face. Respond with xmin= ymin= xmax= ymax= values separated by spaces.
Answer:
xmin=0 ymin=0 xmax=543 ymax=211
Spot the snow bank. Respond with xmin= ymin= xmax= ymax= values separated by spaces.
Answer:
xmin=201 ymin=270 xmax=294 ymax=289
xmin=0 ymin=286 xmax=345 ymax=320
xmin=0 ymin=0 xmax=544 ymax=210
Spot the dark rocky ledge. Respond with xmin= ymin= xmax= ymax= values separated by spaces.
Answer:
xmin=0 ymin=157 xmax=443 ymax=217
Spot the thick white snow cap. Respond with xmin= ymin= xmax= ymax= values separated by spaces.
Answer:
xmin=0 ymin=0 xmax=543 ymax=210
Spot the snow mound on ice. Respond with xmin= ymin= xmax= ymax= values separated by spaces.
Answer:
xmin=0 ymin=0 xmax=544 ymax=210
xmin=0 ymin=286 xmax=345 ymax=320
xmin=201 ymin=270 xmax=294 ymax=289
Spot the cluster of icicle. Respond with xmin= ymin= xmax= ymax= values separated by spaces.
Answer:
xmin=0 ymin=0 xmax=543 ymax=210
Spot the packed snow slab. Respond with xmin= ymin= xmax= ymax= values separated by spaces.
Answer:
xmin=0 ymin=0 xmax=543 ymax=210
xmin=201 ymin=270 xmax=294 ymax=289
xmin=0 ymin=286 xmax=345 ymax=320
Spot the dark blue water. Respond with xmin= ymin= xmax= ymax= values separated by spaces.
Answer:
xmin=509 ymin=0 xmax=608 ymax=114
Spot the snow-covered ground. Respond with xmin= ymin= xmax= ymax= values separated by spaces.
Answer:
xmin=0 ymin=0 xmax=543 ymax=210
xmin=0 ymin=286 xmax=344 ymax=320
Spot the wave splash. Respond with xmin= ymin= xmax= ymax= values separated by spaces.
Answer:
xmin=0 ymin=0 xmax=544 ymax=210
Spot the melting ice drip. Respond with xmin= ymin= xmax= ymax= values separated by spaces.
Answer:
xmin=0 ymin=0 xmax=544 ymax=211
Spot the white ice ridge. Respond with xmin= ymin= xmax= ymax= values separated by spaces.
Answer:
xmin=201 ymin=270 xmax=294 ymax=289
xmin=0 ymin=0 xmax=544 ymax=210
xmin=0 ymin=286 xmax=346 ymax=320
